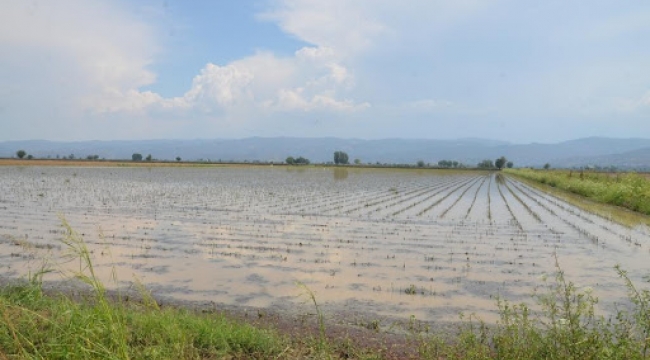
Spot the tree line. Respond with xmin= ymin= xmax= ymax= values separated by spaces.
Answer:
xmin=12 ymin=148 xmax=518 ymax=170
xmin=477 ymin=156 xmax=513 ymax=169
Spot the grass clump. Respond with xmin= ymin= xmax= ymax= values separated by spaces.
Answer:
xmin=506 ymin=168 xmax=650 ymax=215
xmin=0 ymin=283 xmax=288 ymax=359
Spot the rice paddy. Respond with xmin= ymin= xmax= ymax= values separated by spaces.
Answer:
xmin=1 ymin=166 xmax=649 ymax=325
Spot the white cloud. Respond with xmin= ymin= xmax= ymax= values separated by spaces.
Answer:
xmin=182 ymin=63 xmax=255 ymax=108
xmin=151 ymin=47 xmax=366 ymax=114
xmin=259 ymin=1 xmax=387 ymax=55
xmin=260 ymin=0 xmax=492 ymax=56
xmin=0 ymin=0 xmax=159 ymax=117
xmin=295 ymin=46 xmax=337 ymax=62
xmin=93 ymin=89 xmax=163 ymax=113
xmin=270 ymin=88 xmax=369 ymax=112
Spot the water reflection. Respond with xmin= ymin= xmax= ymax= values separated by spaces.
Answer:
xmin=333 ymin=168 xmax=348 ymax=180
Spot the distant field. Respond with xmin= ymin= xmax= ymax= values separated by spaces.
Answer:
xmin=0 ymin=158 xmax=269 ymax=167
xmin=0 ymin=158 xmax=496 ymax=173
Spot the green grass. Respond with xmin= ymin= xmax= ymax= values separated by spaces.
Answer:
xmin=0 ymin=284 xmax=291 ymax=359
xmin=2 ymin=220 xmax=650 ymax=359
xmin=506 ymin=168 xmax=650 ymax=215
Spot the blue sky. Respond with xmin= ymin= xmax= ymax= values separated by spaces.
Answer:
xmin=1 ymin=0 xmax=649 ymax=143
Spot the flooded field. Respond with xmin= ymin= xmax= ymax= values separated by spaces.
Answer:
xmin=1 ymin=166 xmax=649 ymax=324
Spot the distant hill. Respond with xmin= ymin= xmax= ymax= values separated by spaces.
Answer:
xmin=1 ymin=136 xmax=650 ymax=169
xmin=554 ymin=146 xmax=650 ymax=170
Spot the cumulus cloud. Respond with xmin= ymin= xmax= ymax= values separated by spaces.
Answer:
xmin=148 ymin=2 xmax=381 ymax=115
xmin=182 ymin=63 xmax=255 ymax=108
xmin=155 ymin=47 xmax=367 ymax=114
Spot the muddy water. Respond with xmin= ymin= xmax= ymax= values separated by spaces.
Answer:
xmin=1 ymin=166 xmax=649 ymax=324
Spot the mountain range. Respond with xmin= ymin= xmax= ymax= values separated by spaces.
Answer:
xmin=1 ymin=137 xmax=649 ymax=169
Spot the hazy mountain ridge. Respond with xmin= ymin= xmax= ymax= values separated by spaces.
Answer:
xmin=1 ymin=137 xmax=649 ymax=168
xmin=554 ymin=147 xmax=650 ymax=169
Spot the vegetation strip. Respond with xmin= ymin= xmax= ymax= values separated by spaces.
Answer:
xmin=506 ymin=168 xmax=650 ymax=216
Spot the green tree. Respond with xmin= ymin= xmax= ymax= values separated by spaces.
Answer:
xmin=132 ymin=153 xmax=143 ymax=161
xmin=544 ymin=163 xmax=551 ymax=170
xmin=495 ymin=156 xmax=507 ymax=170
xmin=145 ymin=154 xmax=152 ymax=161
xmin=26 ymin=154 xmax=33 ymax=160
xmin=417 ymin=160 xmax=425 ymax=168
xmin=294 ymin=156 xmax=310 ymax=165
xmin=16 ymin=150 xmax=26 ymax=159
xmin=354 ymin=158 xmax=361 ymax=165
xmin=285 ymin=156 xmax=295 ymax=165
xmin=176 ymin=156 xmax=181 ymax=162
xmin=506 ymin=161 xmax=514 ymax=168
xmin=334 ymin=151 xmax=349 ymax=165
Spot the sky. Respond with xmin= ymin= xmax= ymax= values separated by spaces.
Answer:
xmin=1 ymin=0 xmax=649 ymax=143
